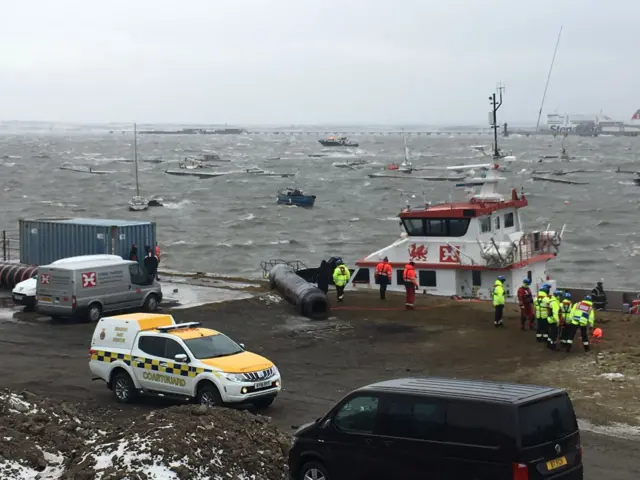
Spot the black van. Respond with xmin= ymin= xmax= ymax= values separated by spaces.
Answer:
xmin=288 ymin=377 xmax=583 ymax=480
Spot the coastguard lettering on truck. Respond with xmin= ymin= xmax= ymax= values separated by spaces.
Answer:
xmin=143 ymin=371 xmax=187 ymax=387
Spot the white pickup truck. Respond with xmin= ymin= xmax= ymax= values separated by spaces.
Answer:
xmin=89 ymin=313 xmax=282 ymax=409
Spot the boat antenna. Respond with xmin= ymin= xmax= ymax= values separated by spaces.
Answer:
xmin=490 ymin=83 xmax=504 ymax=159
xmin=133 ymin=122 xmax=140 ymax=197
xmin=535 ymin=26 xmax=563 ymax=133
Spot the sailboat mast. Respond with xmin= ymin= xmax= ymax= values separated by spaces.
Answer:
xmin=133 ymin=123 xmax=140 ymax=197
xmin=535 ymin=26 xmax=563 ymax=132
xmin=490 ymin=85 xmax=503 ymax=159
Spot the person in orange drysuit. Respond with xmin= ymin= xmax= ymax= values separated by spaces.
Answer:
xmin=403 ymin=261 xmax=418 ymax=310
xmin=375 ymin=257 xmax=393 ymax=300
xmin=517 ymin=278 xmax=535 ymax=331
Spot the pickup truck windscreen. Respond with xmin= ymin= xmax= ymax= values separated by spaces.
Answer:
xmin=184 ymin=334 xmax=244 ymax=359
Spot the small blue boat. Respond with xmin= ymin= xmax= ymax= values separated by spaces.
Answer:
xmin=277 ymin=187 xmax=316 ymax=207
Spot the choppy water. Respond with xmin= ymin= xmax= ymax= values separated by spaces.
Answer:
xmin=1 ymin=127 xmax=639 ymax=289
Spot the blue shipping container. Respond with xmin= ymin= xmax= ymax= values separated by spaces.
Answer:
xmin=19 ymin=218 xmax=156 ymax=265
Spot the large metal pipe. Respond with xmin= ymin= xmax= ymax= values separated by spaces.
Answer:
xmin=269 ymin=264 xmax=329 ymax=320
xmin=0 ymin=262 xmax=36 ymax=290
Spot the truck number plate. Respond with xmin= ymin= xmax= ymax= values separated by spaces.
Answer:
xmin=254 ymin=380 xmax=272 ymax=389
xmin=39 ymin=296 xmax=52 ymax=303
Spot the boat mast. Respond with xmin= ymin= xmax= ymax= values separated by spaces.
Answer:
xmin=535 ymin=26 xmax=563 ymax=133
xmin=490 ymin=84 xmax=504 ymax=159
xmin=133 ymin=122 xmax=140 ymax=197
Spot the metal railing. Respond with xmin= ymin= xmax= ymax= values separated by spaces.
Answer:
xmin=1 ymin=230 xmax=19 ymax=262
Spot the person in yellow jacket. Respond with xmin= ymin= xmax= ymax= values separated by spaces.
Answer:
xmin=546 ymin=291 xmax=561 ymax=350
xmin=564 ymin=295 xmax=596 ymax=352
xmin=492 ymin=276 xmax=505 ymax=328
xmin=332 ymin=260 xmax=351 ymax=303
xmin=534 ymin=285 xmax=550 ymax=342
xmin=559 ymin=292 xmax=574 ymax=347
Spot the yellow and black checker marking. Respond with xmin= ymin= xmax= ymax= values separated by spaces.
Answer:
xmin=91 ymin=350 xmax=132 ymax=365
xmin=92 ymin=350 xmax=212 ymax=378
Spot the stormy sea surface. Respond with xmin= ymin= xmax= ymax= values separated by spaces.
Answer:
xmin=1 ymin=123 xmax=638 ymax=289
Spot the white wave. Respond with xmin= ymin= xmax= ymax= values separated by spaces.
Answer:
xmin=269 ymin=239 xmax=291 ymax=245
xmin=238 ymin=213 xmax=255 ymax=221
xmin=162 ymin=200 xmax=191 ymax=210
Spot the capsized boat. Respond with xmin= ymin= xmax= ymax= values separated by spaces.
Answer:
xmin=347 ymin=87 xmax=565 ymax=300
xmin=60 ymin=163 xmax=113 ymax=175
xmin=277 ymin=187 xmax=316 ymax=207
xmin=532 ymin=175 xmax=588 ymax=185
xmin=332 ymin=159 xmax=367 ymax=169
xmin=318 ymin=136 xmax=359 ymax=147
xmin=241 ymin=167 xmax=294 ymax=177
xmin=179 ymin=157 xmax=205 ymax=169
xmin=165 ymin=169 xmax=231 ymax=178
xmin=367 ymin=172 xmax=465 ymax=181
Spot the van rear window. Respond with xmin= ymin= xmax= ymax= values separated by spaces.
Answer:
xmin=518 ymin=394 xmax=578 ymax=447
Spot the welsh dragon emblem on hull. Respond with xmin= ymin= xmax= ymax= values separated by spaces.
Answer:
xmin=408 ymin=243 xmax=427 ymax=261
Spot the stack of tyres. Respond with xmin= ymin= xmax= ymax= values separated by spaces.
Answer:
xmin=0 ymin=262 xmax=37 ymax=290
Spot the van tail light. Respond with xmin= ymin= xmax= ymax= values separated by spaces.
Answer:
xmin=72 ymin=295 xmax=77 ymax=310
xmin=89 ymin=349 xmax=97 ymax=359
xmin=512 ymin=463 xmax=528 ymax=480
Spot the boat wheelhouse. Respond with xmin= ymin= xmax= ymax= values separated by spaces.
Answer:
xmin=347 ymin=165 xmax=564 ymax=300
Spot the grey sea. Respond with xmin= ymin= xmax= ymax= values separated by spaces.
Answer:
xmin=1 ymin=124 xmax=638 ymax=289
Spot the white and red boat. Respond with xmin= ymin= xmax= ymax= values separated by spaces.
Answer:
xmin=347 ymin=163 xmax=564 ymax=300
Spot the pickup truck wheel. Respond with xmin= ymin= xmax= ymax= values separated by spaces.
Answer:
xmin=299 ymin=461 xmax=330 ymax=480
xmin=112 ymin=371 xmax=136 ymax=403
xmin=87 ymin=303 xmax=102 ymax=322
xmin=143 ymin=294 xmax=158 ymax=312
xmin=196 ymin=383 xmax=222 ymax=407
xmin=252 ymin=397 xmax=274 ymax=410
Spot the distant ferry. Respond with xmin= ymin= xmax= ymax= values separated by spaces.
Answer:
xmin=540 ymin=111 xmax=638 ymax=134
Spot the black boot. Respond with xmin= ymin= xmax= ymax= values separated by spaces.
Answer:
xmin=584 ymin=345 xmax=591 ymax=352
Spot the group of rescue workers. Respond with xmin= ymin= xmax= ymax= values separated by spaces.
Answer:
xmin=502 ymin=277 xmax=597 ymax=353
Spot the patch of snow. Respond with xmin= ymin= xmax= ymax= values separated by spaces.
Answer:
xmin=579 ymin=419 xmax=640 ymax=440
xmin=599 ymin=372 xmax=624 ymax=380
xmin=260 ymin=293 xmax=282 ymax=305
xmin=0 ymin=449 xmax=64 ymax=480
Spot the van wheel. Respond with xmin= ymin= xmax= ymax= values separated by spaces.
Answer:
xmin=112 ymin=371 xmax=136 ymax=403
xmin=252 ymin=397 xmax=274 ymax=410
xmin=143 ymin=294 xmax=158 ymax=312
xmin=196 ymin=382 xmax=222 ymax=407
xmin=299 ymin=461 xmax=330 ymax=480
xmin=87 ymin=303 xmax=102 ymax=322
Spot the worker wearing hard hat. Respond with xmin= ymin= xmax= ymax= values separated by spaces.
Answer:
xmin=564 ymin=294 xmax=596 ymax=352
xmin=492 ymin=276 xmax=505 ymax=328
xmin=558 ymin=292 xmax=573 ymax=346
xmin=534 ymin=284 xmax=550 ymax=342
xmin=546 ymin=291 xmax=561 ymax=350
xmin=517 ymin=278 xmax=535 ymax=330
xmin=374 ymin=257 xmax=392 ymax=300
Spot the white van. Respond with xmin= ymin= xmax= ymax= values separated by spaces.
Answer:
xmin=12 ymin=255 xmax=123 ymax=310
xmin=36 ymin=257 xmax=162 ymax=322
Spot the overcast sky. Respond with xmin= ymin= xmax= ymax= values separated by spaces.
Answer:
xmin=0 ymin=0 xmax=636 ymax=125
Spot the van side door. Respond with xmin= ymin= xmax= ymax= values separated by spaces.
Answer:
xmin=376 ymin=394 xmax=447 ymax=479
xmin=443 ymin=401 xmax=515 ymax=479
xmin=132 ymin=335 xmax=192 ymax=395
xmin=320 ymin=394 xmax=386 ymax=480
xmin=127 ymin=264 xmax=152 ymax=308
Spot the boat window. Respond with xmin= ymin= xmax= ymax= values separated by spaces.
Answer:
xmin=448 ymin=219 xmax=471 ymax=237
xmin=352 ymin=268 xmax=370 ymax=284
xmin=403 ymin=218 xmax=425 ymax=235
xmin=504 ymin=212 xmax=515 ymax=228
xmin=479 ymin=216 xmax=491 ymax=233
xmin=401 ymin=218 xmax=470 ymax=237
xmin=472 ymin=271 xmax=482 ymax=287
xmin=494 ymin=216 xmax=501 ymax=230
xmin=418 ymin=270 xmax=437 ymax=287
xmin=396 ymin=270 xmax=405 ymax=285
xmin=426 ymin=219 xmax=446 ymax=236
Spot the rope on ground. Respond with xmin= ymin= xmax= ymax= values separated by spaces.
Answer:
xmin=330 ymin=304 xmax=450 ymax=311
